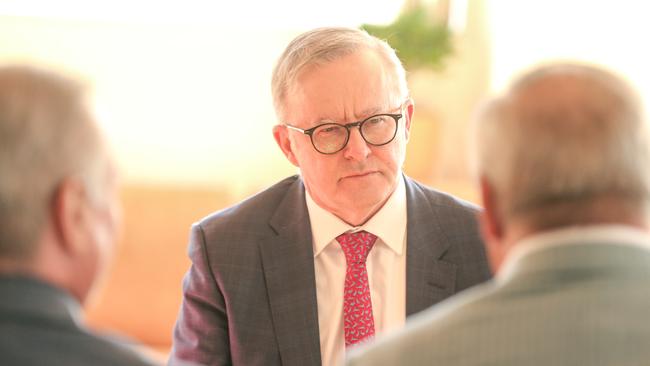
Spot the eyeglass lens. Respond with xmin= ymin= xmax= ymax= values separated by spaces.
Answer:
xmin=312 ymin=114 xmax=399 ymax=154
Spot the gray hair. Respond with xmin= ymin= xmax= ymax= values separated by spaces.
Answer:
xmin=271 ymin=27 xmax=409 ymax=121
xmin=474 ymin=63 xmax=650 ymax=227
xmin=0 ymin=66 xmax=108 ymax=260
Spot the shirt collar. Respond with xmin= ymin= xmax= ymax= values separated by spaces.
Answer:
xmin=306 ymin=175 xmax=407 ymax=257
xmin=498 ymin=224 xmax=650 ymax=281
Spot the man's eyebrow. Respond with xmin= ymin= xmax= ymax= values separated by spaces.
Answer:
xmin=314 ymin=106 xmax=384 ymax=125
xmin=358 ymin=106 xmax=383 ymax=118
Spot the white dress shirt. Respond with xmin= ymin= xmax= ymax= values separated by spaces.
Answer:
xmin=306 ymin=176 xmax=407 ymax=366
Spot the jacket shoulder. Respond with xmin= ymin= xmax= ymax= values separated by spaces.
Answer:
xmin=197 ymin=175 xmax=300 ymax=232
xmin=0 ymin=321 xmax=159 ymax=366
xmin=406 ymin=177 xmax=480 ymax=216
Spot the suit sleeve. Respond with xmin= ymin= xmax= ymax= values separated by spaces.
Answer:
xmin=169 ymin=223 xmax=231 ymax=366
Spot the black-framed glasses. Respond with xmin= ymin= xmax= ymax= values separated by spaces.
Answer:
xmin=285 ymin=113 xmax=403 ymax=154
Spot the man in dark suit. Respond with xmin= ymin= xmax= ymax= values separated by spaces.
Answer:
xmin=170 ymin=27 xmax=490 ymax=366
xmin=346 ymin=64 xmax=650 ymax=366
xmin=0 ymin=66 xmax=160 ymax=366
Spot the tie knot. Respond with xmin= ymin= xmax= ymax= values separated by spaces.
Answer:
xmin=336 ymin=230 xmax=377 ymax=264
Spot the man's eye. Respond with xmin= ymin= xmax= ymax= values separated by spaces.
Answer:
xmin=366 ymin=116 xmax=386 ymax=125
xmin=318 ymin=125 xmax=343 ymax=135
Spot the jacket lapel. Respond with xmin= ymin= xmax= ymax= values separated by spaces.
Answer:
xmin=404 ymin=177 xmax=458 ymax=316
xmin=259 ymin=177 xmax=322 ymax=366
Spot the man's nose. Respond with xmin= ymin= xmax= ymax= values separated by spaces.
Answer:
xmin=342 ymin=127 xmax=371 ymax=161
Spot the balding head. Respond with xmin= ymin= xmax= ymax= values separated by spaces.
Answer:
xmin=475 ymin=63 xmax=650 ymax=232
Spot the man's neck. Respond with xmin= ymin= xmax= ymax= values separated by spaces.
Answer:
xmin=333 ymin=200 xmax=391 ymax=227
xmin=0 ymin=257 xmax=33 ymax=274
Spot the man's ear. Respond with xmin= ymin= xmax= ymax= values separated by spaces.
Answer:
xmin=478 ymin=176 xmax=507 ymax=273
xmin=403 ymin=99 xmax=414 ymax=141
xmin=51 ymin=178 xmax=90 ymax=256
xmin=273 ymin=124 xmax=299 ymax=167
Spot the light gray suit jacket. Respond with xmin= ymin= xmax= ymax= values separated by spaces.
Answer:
xmin=346 ymin=240 xmax=650 ymax=366
xmin=170 ymin=175 xmax=490 ymax=366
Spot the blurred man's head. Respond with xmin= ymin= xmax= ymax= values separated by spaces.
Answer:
xmin=474 ymin=63 xmax=650 ymax=270
xmin=0 ymin=66 xmax=121 ymax=304
xmin=271 ymin=27 xmax=414 ymax=226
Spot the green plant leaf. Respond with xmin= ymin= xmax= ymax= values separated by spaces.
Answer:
xmin=362 ymin=5 xmax=452 ymax=70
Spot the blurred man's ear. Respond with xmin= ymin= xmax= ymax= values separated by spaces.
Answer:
xmin=52 ymin=178 xmax=91 ymax=256
xmin=478 ymin=177 xmax=507 ymax=273
xmin=52 ymin=177 xmax=104 ymax=304
xmin=273 ymin=124 xmax=300 ymax=167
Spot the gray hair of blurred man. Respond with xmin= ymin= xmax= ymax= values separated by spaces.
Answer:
xmin=474 ymin=63 xmax=650 ymax=230
xmin=0 ymin=66 xmax=110 ymax=262
xmin=271 ymin=27 xmax=409 ymax=122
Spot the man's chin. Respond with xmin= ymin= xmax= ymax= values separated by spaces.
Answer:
xmin=339 ymin=187 xmax=390 ymax=209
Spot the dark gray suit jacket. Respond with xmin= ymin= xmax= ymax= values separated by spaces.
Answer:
xmin=170 ymin=175 xmax=490 ymax=366
xmin=0 ymin=276 xmax=160 ymax=366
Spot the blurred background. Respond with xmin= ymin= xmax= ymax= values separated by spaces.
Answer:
xmin=1 ymin=0 xmax=648 ymax=357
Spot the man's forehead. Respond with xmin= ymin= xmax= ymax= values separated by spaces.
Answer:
xmin=286 ymin=84 xmax=397 ymax=125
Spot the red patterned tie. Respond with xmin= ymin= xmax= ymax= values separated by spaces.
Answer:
xmin=336 ymin=230 xmax=378 ymax=347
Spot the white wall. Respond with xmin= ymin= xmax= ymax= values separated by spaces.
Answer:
xmin=489 ymin=0 xmax=649 ymax=98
